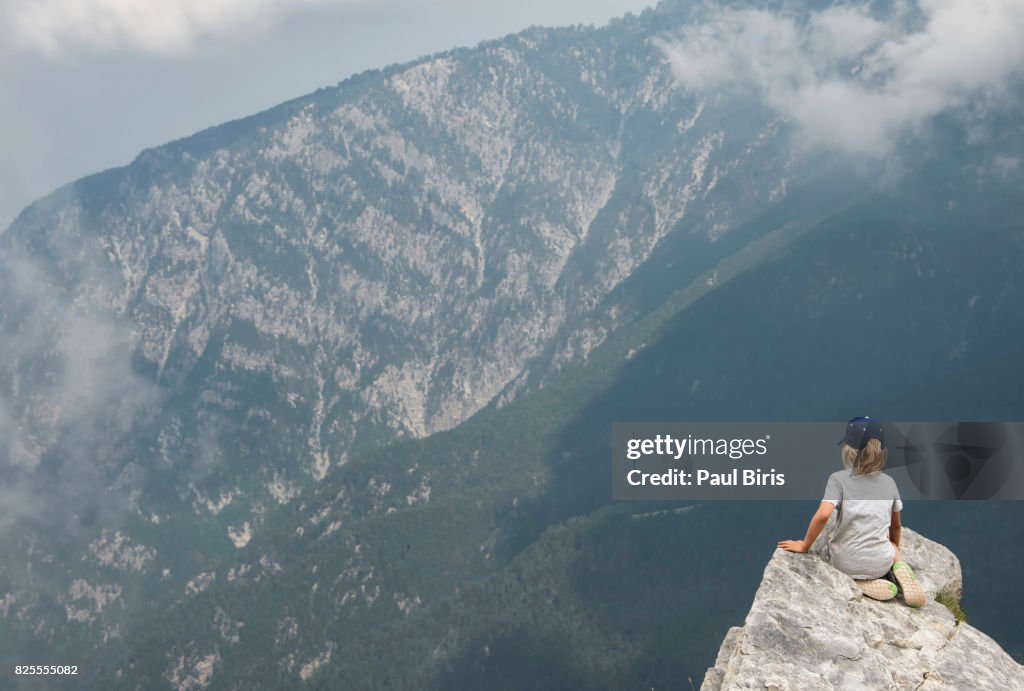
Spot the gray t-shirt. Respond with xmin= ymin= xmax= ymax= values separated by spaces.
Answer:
xmin=821 ymin=469 xmax=903 ymax=580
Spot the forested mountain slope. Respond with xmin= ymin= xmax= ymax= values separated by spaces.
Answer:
xmin=1 ymin=0 xmax=1022 ymax=687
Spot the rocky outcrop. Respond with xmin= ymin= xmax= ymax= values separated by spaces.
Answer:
xmin=703 ymin=527 xmax=1024 ymax=690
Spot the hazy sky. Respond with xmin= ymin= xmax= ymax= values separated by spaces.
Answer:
xmin=0 ymin=0 xmax=655 ymax=228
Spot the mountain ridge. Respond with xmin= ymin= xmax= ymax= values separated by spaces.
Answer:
xmin=1 ymin=1 xmax=1023 ymax=687
xmin=1 ymin=3 xmax=813 ymax=671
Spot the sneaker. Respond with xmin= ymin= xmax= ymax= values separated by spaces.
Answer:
xmin=856 ymin=578 xmax=898 ymax=601
xmin=891 ymin=561 xmax=926 ymax=608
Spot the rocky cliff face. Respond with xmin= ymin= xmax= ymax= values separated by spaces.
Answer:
xmin=0 ymin=7 xmax=796 ymax=523
xmin=703 ymin=527 xmax=1024 ymax=690
xmin=0 ymin=3 xmax=806 ymax=653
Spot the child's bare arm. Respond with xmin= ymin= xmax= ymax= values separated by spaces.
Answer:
xmin=779 ymin=501 xmax=835 ymax=553
xmin=890 ymin=510 xmax=902 ymax=547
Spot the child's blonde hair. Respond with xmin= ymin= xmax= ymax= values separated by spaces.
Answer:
xmin=842 ymin=438 xmax=888 ymax=475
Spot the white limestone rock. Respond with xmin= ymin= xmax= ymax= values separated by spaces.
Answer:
xmin=703 ymin=527 xmax=1024 ymax=690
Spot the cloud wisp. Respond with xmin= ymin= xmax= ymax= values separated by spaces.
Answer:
xmin=1 ymin=0 xmax=348 ymax=55
xmin=0 ymin=235 xmax=160 ymax=534
xmin=658 ymin=0 xmax=1024 ymax=158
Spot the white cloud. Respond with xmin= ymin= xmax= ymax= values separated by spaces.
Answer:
xmin=1 ymin=0 xmax=347 ymax=55
xmin=659 ymin=0 xmax=1024 ymax=158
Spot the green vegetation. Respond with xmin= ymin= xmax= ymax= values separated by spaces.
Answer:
xmin=102 ymin=172 xmax=1024 ymax=687
xmin=6 ymin=2 xmax=1024 ymax=683
xmin=936 ymin=592 xmax=968 ymax=624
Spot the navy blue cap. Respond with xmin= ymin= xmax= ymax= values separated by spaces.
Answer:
xmin=840 ymin=416 xmax=885 ymax=450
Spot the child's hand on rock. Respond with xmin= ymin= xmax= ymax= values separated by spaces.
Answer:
xmin=778 ymin=539 xmax=809 ymax=553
